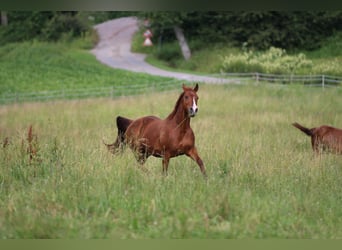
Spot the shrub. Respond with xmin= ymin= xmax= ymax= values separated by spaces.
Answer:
xmin=220 ymin=47 xmax=313 ymax=74
xmin=42 ymin=14 xmax=89 ymax=42
xmin=153 ymin=42 xmax=182 ymax=66
xmin=312 ymin=59 xmax=342 ymax=76
xmin=0 ymin=12 xmax=91 ymax=45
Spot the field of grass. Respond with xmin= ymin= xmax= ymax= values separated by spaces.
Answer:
xmin=0 ymin=83 xmax=341 ymax=238
xmin=0 ymin=41 xmax=171 ymax=95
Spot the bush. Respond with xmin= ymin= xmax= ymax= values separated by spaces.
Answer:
xmin=220 ymin=47 xmax=313 ymax=74
xmin=42 ymin=14 xmax=89 ymax=41
xmin=0 ymin=12 xmax=91 ymax=45
xmin=153 ymin=42 xmax=182 ymax=65
xmin=312 ymin=59 xmax=342 ymax=76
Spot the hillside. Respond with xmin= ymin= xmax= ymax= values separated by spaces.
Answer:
xmin=0 ymin=41 xmax=171 ymax=95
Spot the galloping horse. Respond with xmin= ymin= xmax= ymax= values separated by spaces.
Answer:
xmin=104 ymin=84 xmax=207 ymax=177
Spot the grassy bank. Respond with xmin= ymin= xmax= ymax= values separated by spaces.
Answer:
xmin=0 ymin=84 xmax=341 ymax=238
xmin=0 ymin=40 xmax=171 ymax=95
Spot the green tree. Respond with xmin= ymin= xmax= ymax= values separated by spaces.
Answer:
xmin=140 ymin=11 xmax=342 ymax=51
xmin=0 ymin=11 xmax=90 ymax=45
xmin=141 ymin=12 xmax=192 ymax=60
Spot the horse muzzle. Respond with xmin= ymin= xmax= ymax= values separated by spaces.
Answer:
xmin=189 ymin=107 xmax=198 ymax=117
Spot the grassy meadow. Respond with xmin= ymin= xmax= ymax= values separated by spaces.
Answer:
xmin=0 ymin=83 xmax=341 ymax=238
xmin=0 ymin=41 xmax=171 ymax=95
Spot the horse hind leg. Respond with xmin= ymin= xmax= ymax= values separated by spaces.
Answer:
xmin=137 ymin=156 xmax=150 ymax=173
xmin=133 ymin=146 xmax=150 ymax=173
xmin=103 ymin=129 xmax=127 ymax=154
xmin=103 ymin=116 xmax=133 ymax=154
xmin=103 ymin=136 xmax=125 ymax=154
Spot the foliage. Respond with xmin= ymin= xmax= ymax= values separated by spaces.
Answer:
xmin=0 ymin=84 xmax=341 ymax=238
xmin=41 ymin=13 xmax=89 ymax=41
xmin=2 ymin=11 xmax=342 ymax=51
xmin=311 ymin=59 xmax=342 ymax=76
xmin=133 ymin=30 xmax=342 ymax=76
xmin=0 ymin=11 xmax=91 ymax=45
xmin=152 ymin=42 xmax=182 ymax=65
xmin=141 ymin=11 xmax=342 ymax=51
xmin=220 ymin=47 xmax=313 ymax=74
xmin=0 ymin=11 xmax=142 ymax=46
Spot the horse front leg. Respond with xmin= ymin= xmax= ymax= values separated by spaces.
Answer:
xmin=186 ymin=147 xmax=207 ymax=178
xmin=162 ymin=154 xmax=170 ymax=176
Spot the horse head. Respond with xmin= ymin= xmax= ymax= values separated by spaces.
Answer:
xmin=182 ymin=83 xmax=199 ymax=118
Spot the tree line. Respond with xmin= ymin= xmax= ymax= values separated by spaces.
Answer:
xmin=1 ymin=11 xmax=342 ymax=51
xmin=143 ymin=11 xmax=342 ymax=50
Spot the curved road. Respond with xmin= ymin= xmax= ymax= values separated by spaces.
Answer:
xmin=91 ymin=17 xmax=235 ymax=84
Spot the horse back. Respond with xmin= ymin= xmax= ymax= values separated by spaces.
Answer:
xmin=126 ymin=115 xmax=161 ymax=138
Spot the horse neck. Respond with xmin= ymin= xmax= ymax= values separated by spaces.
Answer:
xmin=166 ymin=93 xmax=191 ymax=129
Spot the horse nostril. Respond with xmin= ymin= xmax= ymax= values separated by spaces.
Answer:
xmin=189 ymin=107 xmax=198 ymax=114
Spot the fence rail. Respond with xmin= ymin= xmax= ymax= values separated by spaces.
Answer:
xmin=0 ymin=79 xmax=183 ymax=105
xmin=1 ymin=73 xmax=341 ymax=105
xmin=215 ymin=72 xmax=342 ymax=86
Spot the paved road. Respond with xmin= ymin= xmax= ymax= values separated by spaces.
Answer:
xmin=91 ymin=17 xmax=235 ymax=84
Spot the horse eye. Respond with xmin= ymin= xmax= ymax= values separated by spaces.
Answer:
xmin=184 ymin=95 xmax=189 ymax=100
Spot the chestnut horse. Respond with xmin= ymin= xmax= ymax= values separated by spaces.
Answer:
xmin=104 ymin=84 xmax=207 ymax=177
xmin=292 ymin=122 xmax=342 ymax=154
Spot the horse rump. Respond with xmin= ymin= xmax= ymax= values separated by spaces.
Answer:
xmin=103 ymin=116 xmax=133 ymax=154
xmin=292 ymin=122 xmax=342 ymax=154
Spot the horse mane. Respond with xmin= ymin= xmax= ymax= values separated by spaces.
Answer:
xmin=166 ymin=92 xmax=184 ymax=120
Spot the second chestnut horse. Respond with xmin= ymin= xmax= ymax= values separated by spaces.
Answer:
xmin=292 ymin=122 xmax=342 ymax=154
xmin=104 ymin=84 xmax=207 ymax=177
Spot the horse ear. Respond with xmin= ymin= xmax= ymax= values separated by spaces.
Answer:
xmin=182 ymin=84 xmax=186 ymax=91
xmin=194 ymin=83 xmax=199 ymax=92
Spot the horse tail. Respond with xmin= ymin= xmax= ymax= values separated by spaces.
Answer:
xmin=103 ymin=116 xmax=133 ymax=154
xmin=292 ymin=122 xmax=313 ymax=136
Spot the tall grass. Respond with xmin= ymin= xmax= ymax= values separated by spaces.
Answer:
xmin=0 ymin=84 xmax=341 ymax=238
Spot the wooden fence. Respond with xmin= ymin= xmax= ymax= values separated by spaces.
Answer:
xmin=1 ymin=73 xmax=341 ymax=104
xmin=214 ymin=72 xmax=342 ymax=87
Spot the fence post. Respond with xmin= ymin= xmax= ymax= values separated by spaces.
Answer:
xmin=322 ymin=75 xmax=325 ymax=89
xmin=255 ymin=72 xmax=259 ymax=83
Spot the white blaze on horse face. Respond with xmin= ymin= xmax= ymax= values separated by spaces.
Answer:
xmin=191 ymin=97 xmax=198 ymax=116
xmin=192 ymin=98 xmax=198 ymax=111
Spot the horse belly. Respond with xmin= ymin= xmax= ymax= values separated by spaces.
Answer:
xmin=166 ymin=136 xmax=194 ymax=158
